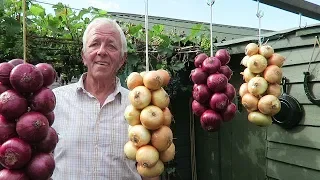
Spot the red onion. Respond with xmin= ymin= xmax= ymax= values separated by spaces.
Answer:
xmin=29 ymin=87 xmax=56 ymax=114
xmin=194 ymin=53 xmax=208 ymax=68
xmin=207 ymin=73 xmax=228 ymax=92
xmin=0 ymin=82 xmax=11 ymax=94
xmin=16 ymin=111 xmax=49 ymax=143
xmin=26 ymin=153 xmax=55 ymax=180
xmin=0 ymin=169 xmax=29 ymax=180
xmin=223 ymin=83 xmax=236 ymax=101
xmin=8 ymin=59 xmax=24 ymax=67
xmin=202 ymin=57 xmax=221 ymax=74
xmin=34 ymin=127 xmax=58 ymax=153
xmin=209 ymin=93 xmax=229 ymax=112
xmin=0 ymin=115 xmax=17 ymax=144
xmin=0 ymin=62 xmax=14 ymax=85
xmin=191 ymin=100 xmax=207 ymax=117
xmin=200 ymin=109 xmax=222 ymax=132
xmin=215 ymin=49 xmax=231 ymax=65
xmin=192 ymin=84 xmax=212 ymax=104
xmin=0 ymin=89 xmax=28 ymax=121
xmin=9 ymin=63 xmax=43 ymax=93
xmin=190 ymin=68 xmax=208 ymax=85
xmin=222 ymin=103 xmax=237 ymax=122
xmin=44 ymin=111 xmax=55 ymax=126
xmin=0 ymin=137 xmax=32 ymax=169
xmin=218 ymin=65 xmax=233 ymax=80
xmin=35 ymin=63 xmax=57 ymax=87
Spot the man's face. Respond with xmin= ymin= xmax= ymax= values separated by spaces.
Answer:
xmin=82 ymin=23 xmax=125 ymax=80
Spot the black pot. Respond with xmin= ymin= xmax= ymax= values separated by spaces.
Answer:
xmin=272 ymin=77 xmax=304 ymax=129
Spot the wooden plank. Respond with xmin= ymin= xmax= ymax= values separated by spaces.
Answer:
xmin=267 ymin=125 xmax=320 ymax=150
xmin=267 ymin=142 xmax=320 ymax=171
xmin=282 ymin=63 xmax=320 ymax=83
xmin=277 ymin=46 xmax=320 ymax=66
xmin=282 ymin=83 xmax=320 ymax=104
xmin=299 ymin=105 xmax=320 ymax=126
xmin=195 ymin=136 xmax=220 ymax=180
xmin=267 ymin=159 xmax=320 ymax=180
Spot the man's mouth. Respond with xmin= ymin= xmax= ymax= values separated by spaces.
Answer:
xmin=95 ymin=61 xmax=109 ymax=66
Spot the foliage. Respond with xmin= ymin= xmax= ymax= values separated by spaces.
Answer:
xmin=0 ymin=0 xmax=216 ymax=96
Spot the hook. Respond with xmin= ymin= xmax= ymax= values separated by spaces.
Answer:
xmin=256 ymin=0 xmax=264 ymax=46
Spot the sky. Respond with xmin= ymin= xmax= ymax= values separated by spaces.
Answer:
xmin=37 ymin=0 xmax=320 ymax=31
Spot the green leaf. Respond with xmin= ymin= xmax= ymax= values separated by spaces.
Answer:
xmin=152 ymin=24 xmax=164 ymax=35
xmin=171 ymin=61 xmax=185 ymax=71
xmin=30 ymin=4 xmax=46 ymax=17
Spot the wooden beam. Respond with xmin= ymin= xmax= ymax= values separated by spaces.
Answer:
xmin=253 ymin=0 xmax=320 ymax=21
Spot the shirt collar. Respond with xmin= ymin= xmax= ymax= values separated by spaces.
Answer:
xmin=76 ymin=73 xmax=125 ymax=104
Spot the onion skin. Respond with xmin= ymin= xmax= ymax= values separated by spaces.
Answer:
xmin=218 ymin=65 xmax=233 ymax=80
xmin=267 ymin=83 xmax=282 ymax=98
xmin=190 ymin=68 xmax=208 ymax=84
xmin=192 ymin=84 xmax=211 ymax=104
xmin=259 ymin=45 xmax=274 ymax=59
xmin=143 ymin=71 xmax=163 ymax=90
xmin=156 ymin=69 xmax=170 ymax=86
xmin=241 ymin=55 xmax=250 ymax=67
xmin=151 ymin=87 xmax=170 ymax=109
xmin=124 ymin=105 xmax=141 ymax=126
xmin=163 ymin=107 xmax=173 ymax=126
xmin=0 ymin=169 xmax=29 ymax=180
xmin=239 ymin=83 xmax=249 ymax=97
xmin=29 ymin=87 xmax=56 ymax=114
xmin=245 ymin=43 xmax=259 ymax=56
xmin=128 ymin=125 xmax=151 ymax=147
xmin=268 ymin=53 xmax=285 ymax=67
xmin=207 ymin=73 xmax=228 ymax=93
xmin=247 ymin=54 xmax=268 ymax=73
xmin=200 ymin=109 xmax=222 ymax=132
xmin=202 ymin=57 xmax=221 ymax=74
xmin=151 ymin=126 xmax=173 ymax=152
xmin=34 ymin=127 xmax=58 ymax=153
xmin=248 ymin=77 xmax=268 ymax=96
xmin=0 ymin=89 xmax=28 ymax=121
xmin=215 ymin=49 xmax=231 ymax=65
xmin=136 ymin=145 xmax=159 ymax=168
xmin=159 ymin=143 xmax=175 ymax=162
xmin=0 ymin=62 xmax=14 ymax=85
xmin=258 ymin=95 xmax=281 ymax=116
xmin=191 ymin=100 xmax=207 ymax=117
xmin=194 ymin=53 xmax=208 ymax=68
xmin=224 ymin=83 xmax=236 ymax=101
xmin=222 ymin=103 xmax=237 ymax=122
xmin=263 ymin=65 xmax=282 ymax=84
xmin=128 ymin=86 xmax=151 ymax=109
xmin=209 ymin=93 xmax=229 ymax=112
xmin=0 ymin=137 xmax=32 ymax=169
xmin=241 ymin=93 xmax=259 ymax=112
xmin=16 ymin=111 xmax=49 ymax=143
xmin=126 ymin=72 xmax=144 ymax=90
xmin=248 ymin=111 xmax=272 ymax=127
xmin=0 ymin=115 xmax=17 ymax=144
xmin=241 ymin=68 xmax=255 ymax=83
xmin=26 ymin=153 xmax=55 ymax=180
xmin=35 ymin=63 xmax=57 ymax=87
xmin=124 ymin=141 xmax=138 ymax=160
xmin=137 ymin=160 xmax=164 ymax=178
xmin=140 ymin=105 xmax=164 ymax=130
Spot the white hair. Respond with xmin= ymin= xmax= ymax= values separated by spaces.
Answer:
xmin=82 ymin=17 xmax=127 ymax=57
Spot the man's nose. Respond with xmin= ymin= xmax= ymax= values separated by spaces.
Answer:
xmin=97 ymin=46 xmax=107 ymax=56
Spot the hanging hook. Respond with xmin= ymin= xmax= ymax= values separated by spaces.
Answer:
xmin=299 ymin=13 xmax=307 ymax=28
xmin=144 ymin=0 xmax=149 ymax=72
xmin=303 ymin=36 xmax=320 ymax=106
xmin=256 ymin=0 xmax=264 ymax=46
xmin=207 ymin=0 xmax=215 ymax=57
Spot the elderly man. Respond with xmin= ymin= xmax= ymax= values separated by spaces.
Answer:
xmin=51 ymin=17 xmax=160 ymax=180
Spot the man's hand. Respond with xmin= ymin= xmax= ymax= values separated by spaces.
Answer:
xmin=142 ymin=176 xmax=160 ymax=180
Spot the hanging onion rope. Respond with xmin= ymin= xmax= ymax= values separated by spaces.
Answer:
xmin=22 ymin=0 xmax=27 ymax=63
xmin=144 ymin=0 xmax=149 ymax=72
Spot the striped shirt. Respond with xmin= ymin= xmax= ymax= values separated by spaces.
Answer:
xmin=51 ymin=73 xmax=141 ymax=180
